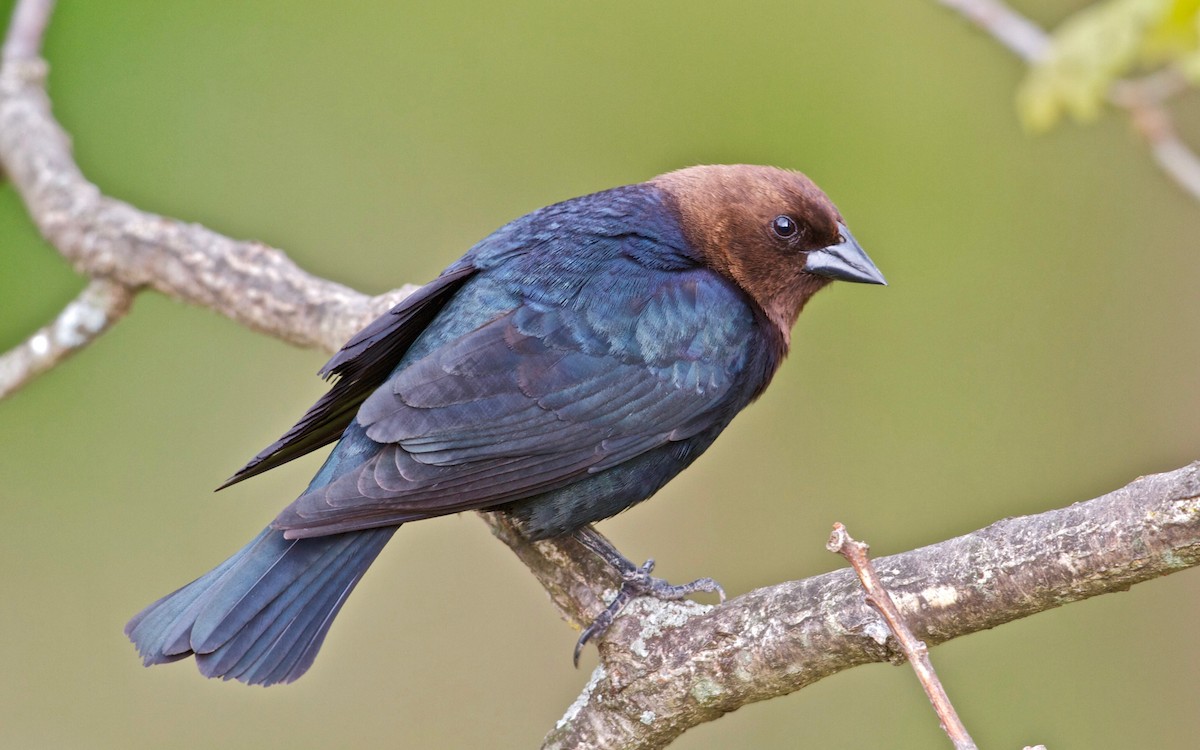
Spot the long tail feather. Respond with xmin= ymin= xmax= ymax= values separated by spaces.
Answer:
xmin=125 ymin=525 xmax=396 ymax=685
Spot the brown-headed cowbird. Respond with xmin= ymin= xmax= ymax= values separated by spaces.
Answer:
xmin=126 ymin=164 xmax=885 ymax=685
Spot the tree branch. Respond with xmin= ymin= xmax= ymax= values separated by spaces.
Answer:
xmin=1 ymin=0 xmax=54 ymax=63
xmin=0 ymin=277 xmax=133 ymax=398
xmin=543 ymin=462 xmax=1200 ymax=749
xmin=0 ymin=0 xmax=416 ymax=380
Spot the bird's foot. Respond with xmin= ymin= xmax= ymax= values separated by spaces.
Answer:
xmin=572 ymin=528 xmax=725 ymax=666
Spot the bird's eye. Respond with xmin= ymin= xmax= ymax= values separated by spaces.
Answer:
xmin=771 ymin=215 xmax=798 ymax=239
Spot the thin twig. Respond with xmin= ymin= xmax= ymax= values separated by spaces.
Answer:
xmin=827 ymin=523 xmax=978 ymax=750
xmin=0 ymin=278 xmax=134 ymax=398
xmin=1 ymin=0 xmax=53 ymax=62
xmin=1113 ymin=80 xmax=1200 ymax=200
xmin=938 ymin=0 xmax=1200 ymax=203
xmin=937 ymin=0 xmax=1049 ymax=63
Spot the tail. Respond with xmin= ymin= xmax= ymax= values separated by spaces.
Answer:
xmin=125 ymin=525 xmax=397 ymax=686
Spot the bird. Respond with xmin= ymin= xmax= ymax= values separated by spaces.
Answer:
xmin=125 ymin=164 xmax=885 ymax=686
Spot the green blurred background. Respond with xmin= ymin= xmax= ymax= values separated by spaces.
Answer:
xmin=1 ymin=2 xmax=1198 ymax=748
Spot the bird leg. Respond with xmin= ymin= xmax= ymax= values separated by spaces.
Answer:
xmin=571 ymin=525 xmax=725 ymax=666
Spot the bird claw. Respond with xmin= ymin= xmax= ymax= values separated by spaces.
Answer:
xmin=572 ymin=556 xmax=725 ymax=667
xmin=573 ymin=606 xmax=617 ymax=667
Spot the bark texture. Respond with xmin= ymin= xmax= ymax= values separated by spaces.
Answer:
xmin=543 ymin=463 xmax=1200 ymax=749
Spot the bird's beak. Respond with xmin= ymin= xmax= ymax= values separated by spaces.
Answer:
xmin=803 ymin=223 xmax=886 ymax=286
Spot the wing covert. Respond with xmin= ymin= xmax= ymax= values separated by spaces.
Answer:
xmin=273 ymin=270 xmax=762 ymax=537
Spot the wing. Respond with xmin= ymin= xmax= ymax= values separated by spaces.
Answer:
xmin=225 ymin=182 xmax=701 ymax=490
xmin=219 ymin=263 xmax=477 ymax=489
xmin=273 ymin=269 xmax=767 ymax=538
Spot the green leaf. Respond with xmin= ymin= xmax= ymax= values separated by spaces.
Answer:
xmin=1017 ymin=0 xmax=1176 ymax=131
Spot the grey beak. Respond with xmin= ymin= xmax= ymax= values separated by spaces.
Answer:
xmin=803 ymin=223 xmax=886 ymax=286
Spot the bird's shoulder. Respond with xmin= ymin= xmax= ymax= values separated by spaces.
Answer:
xmin=403 ymin=182 xmax=764 ymax=366
xmin=469 ymin=183 xmax=697 ymax=276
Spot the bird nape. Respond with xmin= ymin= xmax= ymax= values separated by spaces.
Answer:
xmin=125 ymin=164 xmax=885 ymax=686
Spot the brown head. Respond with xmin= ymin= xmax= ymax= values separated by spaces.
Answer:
xmin=652 ymin=164 xmax=884 ymax=346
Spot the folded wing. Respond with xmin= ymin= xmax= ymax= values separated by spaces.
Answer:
xmin=220 ymin=263 xmax=477 ymax=488
xmin=273 ymin=271 xmax=759 ymax=538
